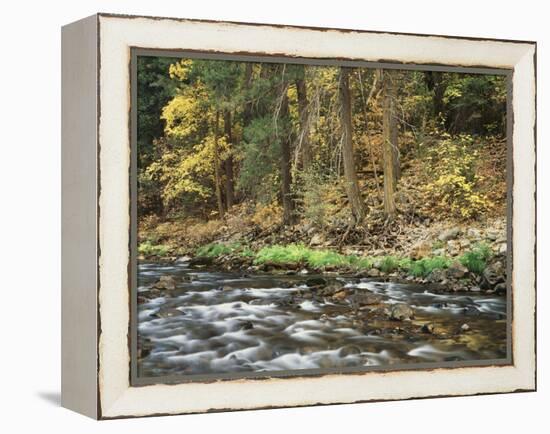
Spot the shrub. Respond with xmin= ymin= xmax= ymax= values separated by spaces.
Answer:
xmin=296 ymin=172 xmax=340 ymax=228
xmin=378 ymin=256 xmax=401 ymax=273
xmin=251 ymin=202 xmax=282 ymax=230
xmin=422 ymin=134 xmax=493 ymax=219
xmin=459 ymin=243 xmax=492 ymax=274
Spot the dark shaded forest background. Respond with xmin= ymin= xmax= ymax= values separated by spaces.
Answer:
xmin=136 ymin=56 xmax=507 ymax=261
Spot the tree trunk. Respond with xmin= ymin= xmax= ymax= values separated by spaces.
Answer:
xmin=223 ymin=110 xmax=235 ymax=208
xmin=338 ymin=67 xmax=366 ymax=224
xmin=424 ymin=71 xmax=446 ymax=120
xmin=242 ymin=63 xmax=254 ymax=129
xmin=295 ymin=70 xmax=312 ymax=171
xmin=382 ymin=71 xmax=397 ymax=219
xmin=279 ymin=80 xmax=295 ymax=226
xmin=213 ymin=111 xmax=225 ymax=219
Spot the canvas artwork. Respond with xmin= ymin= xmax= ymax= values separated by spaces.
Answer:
xmin=61 ymin=14 xmax=535 ymax=419
xmin=133 ymin=55 xmax=510 ymax=381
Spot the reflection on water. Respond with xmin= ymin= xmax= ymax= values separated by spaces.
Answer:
xmin=137 ymin=261 xmax=507 ymax=378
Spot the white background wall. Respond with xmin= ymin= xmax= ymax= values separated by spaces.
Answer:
xmin=0 ymin=0 xmax=546 ymax=432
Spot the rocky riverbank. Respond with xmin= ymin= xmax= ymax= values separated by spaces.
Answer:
xmin=142 ymin=217 xmax=507 ymax=296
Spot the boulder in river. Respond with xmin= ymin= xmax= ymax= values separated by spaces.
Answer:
xmin=350 ymin=293 xmax=383 ymax=307
xmin=388 ymin=304 xmax=415 ymax=321
xmin=153 ymin=275 xmax=177 ymax=290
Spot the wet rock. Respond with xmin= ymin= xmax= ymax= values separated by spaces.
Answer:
xmin=439 ymin=227 xmax=461 ymax=242
xmin=305 ymin=276 xmax=327 ymax=287
xmin=189 ymin=256 xmax=214 ymax=267
xmin=153 ymin=275 xmax=177 ymax=290
xmin=447 ymin=261 xmax=468 ymax=279
xmin=321 ymin=281 xmax=345 ymax=295
xmin=469 ymin=286 xmax=481 ymax=292
xmin=388 ymin=304 xmax=415 ymax=321
xmin=460 ymin=323 xmax=471 ymax=332
xmin=421 ymin=323 xmax=435 ymax=334
xmin=239 ymin=320 xmax=254 ymax=330
xmin=175 ymin=255 xmax=192 ymax=263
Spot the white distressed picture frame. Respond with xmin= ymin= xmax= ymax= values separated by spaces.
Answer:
xmin=61 ymin=13 xmax=536 ymax=419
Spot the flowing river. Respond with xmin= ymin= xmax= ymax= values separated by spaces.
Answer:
xmin=137 ymin=261 xmax=507 ymax=378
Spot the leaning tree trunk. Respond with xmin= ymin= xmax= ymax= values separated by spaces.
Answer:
xmin=338 ymin=67 xmax=366 ymax=224
xmin=295 ymin=70 xmax=312 ymax=172
xmin=279 ymin=80 xmax=295 ymax=226
xmin=223 ymin=110 xmax=235 ymax=209
xmin=213 ymin=111 xmax=225 ymax=219
xmin=382 ymin=71 xmax=398 ymax=219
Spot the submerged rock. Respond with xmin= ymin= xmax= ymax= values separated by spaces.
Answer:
xmin=460 ymin=323 xmax=471 ymax=332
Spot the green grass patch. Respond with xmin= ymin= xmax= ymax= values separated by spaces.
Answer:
xmin=459 ymin=243 xmax=491 ymax=274
xmin=138 ymin=241 xmax=170 ymax=257
xmin=253 ymin=244 xmax=371 ymax=270
xmin=193 ymin=242 xmax=493 ymax=277
xmin=406 ymin=256 xmax=452 ymax=278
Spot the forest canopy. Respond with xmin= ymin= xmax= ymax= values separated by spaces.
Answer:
xmin=136 ymin=56 xmax=507 ymax=249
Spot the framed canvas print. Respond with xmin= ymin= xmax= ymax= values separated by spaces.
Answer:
xmin=61 ymin=13 xmax=536 ymax=419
